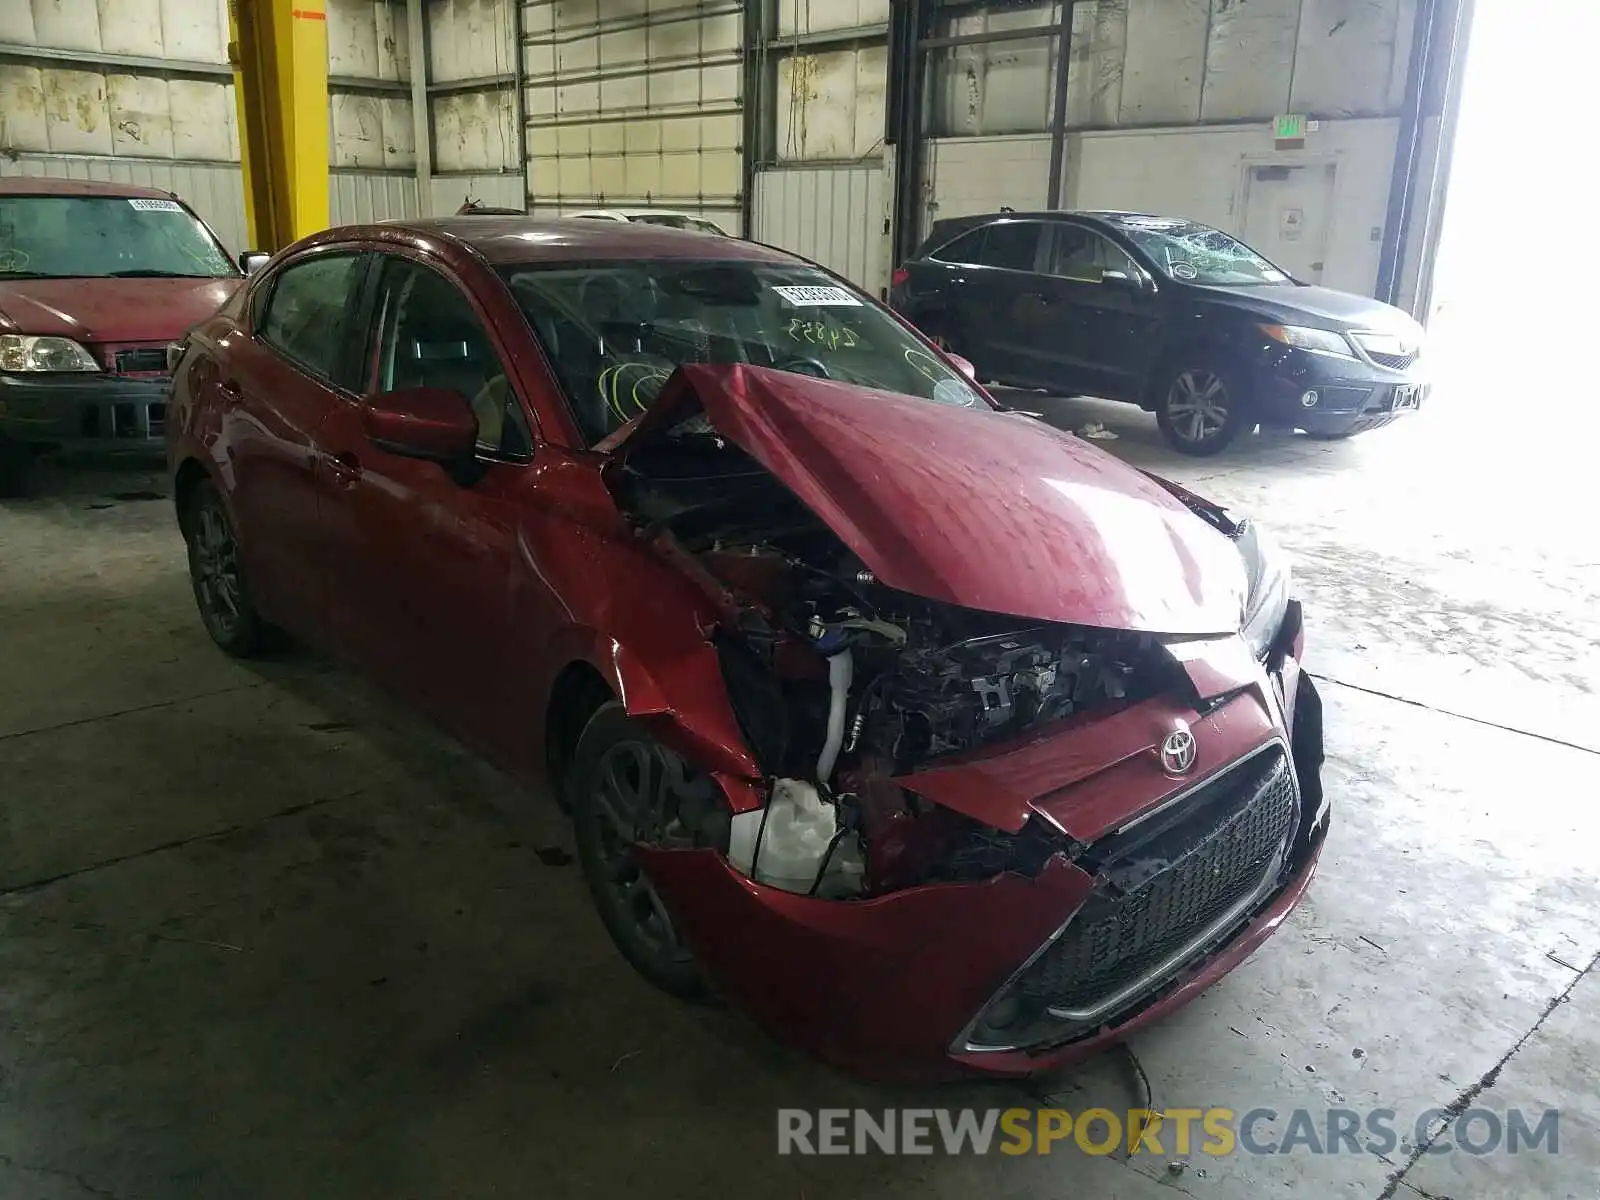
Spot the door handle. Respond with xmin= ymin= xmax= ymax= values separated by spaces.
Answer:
xmin=325 ymin=452 xmax=362 ymax=488
xmin=217 ymin=379 xmax=242 ymax=407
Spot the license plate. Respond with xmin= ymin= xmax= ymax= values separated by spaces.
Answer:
xmin=1392 ymin=385 xmax=1422 ymax=412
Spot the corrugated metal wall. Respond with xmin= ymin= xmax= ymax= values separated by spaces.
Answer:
xmin=754 ymin=166 xmax=886 ymax=295
xmin=330 ymin=170 xmax=421 ymax=225
xmin=431 ymin=173 xmax=525 ymax=214
xmin=0 ymin=0 xmax=424 ymax=238
xmin=924 ymin=0 xmax=1416 ymax=137
xmin=429 ymin=0 xmax=520 ymax=177
xmin=522 ymin=0 xmax=744 ymax=234
xmin=0 ymin=0 xmax=237 ymax=161
xmin=0 ymin=152 xmax=248 ymax=255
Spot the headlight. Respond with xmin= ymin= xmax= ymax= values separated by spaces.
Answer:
xmin=0 ymin=334 xmax=100 ymax=373
xmin=1260 ymin=323 xmax=1355 ymax=359
xmin=1235 ymin=519 xmax=1291 ymax=659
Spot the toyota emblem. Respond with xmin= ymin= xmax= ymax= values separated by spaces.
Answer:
xmin=1160 ymin=725 xmax=1197 ymax=775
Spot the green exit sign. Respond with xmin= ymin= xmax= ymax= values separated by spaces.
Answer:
xmin=1274 ymin=114 xmax=1307 ymax=141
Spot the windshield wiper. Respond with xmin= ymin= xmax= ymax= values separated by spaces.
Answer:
xmin=105 ymin=269 xmax=219 ymax=278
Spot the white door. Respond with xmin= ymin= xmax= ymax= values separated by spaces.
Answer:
xmin=1240 ymin=163 xmax=1336 ymax=283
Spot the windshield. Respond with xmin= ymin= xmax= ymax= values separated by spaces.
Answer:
xmin=501 ymin=260 xmax=987 ymax=445
xmin=1113 ymin=218 xmax=1289 ymax=286
xmin=0 ymin=195 xmax=235 ymax=279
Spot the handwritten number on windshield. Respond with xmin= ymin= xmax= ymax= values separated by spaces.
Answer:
xmin=787 ymin=318 xmax=857 ymax=351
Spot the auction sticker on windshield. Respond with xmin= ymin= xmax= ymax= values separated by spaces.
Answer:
xmin=127 ymin=198 xmax=184 ymax=212
xmin=773 ymin=285 xmax=861 ymax=307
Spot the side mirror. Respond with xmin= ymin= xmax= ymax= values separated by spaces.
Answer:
xmin=1102 ymin=269 xmax=1144 ymax=292
xmin=363 ymin=386 xmax=478 ymax=463
xmin=949 ymin=353 xmax=978 ymax=381
xmin=239 ymin=250 xmax=270 ymax=275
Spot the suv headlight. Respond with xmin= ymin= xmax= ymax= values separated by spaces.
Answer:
xmin=1260 ymin=323 xmax=1355 ymax=359
xmin=0 ymin=334 xmax=101 ymax=373
xmin=1235 ymin=519 xmax=1291 ymax=659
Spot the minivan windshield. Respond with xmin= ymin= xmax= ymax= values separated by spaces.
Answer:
xmin=0 ymin=195 xmax=236 ymax=279
xmin=626 ymin=214 xmax=727 ymax=235
xmin=1112 ymin=218 xmax=1290 ymax=286
xmin=501 ymin=260 xmax=987 ymax=444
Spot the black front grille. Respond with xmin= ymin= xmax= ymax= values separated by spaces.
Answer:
xmin=114 ymin=348 xmax=168 ymax=374
xmin=1022 ymin=751 xmax=1296 ymax=1017
xmin=1368 ymin=349 xmax=1419 ymax=371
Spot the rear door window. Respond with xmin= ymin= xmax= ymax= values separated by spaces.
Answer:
xmin=931 ymin=227 xmax=989 ymax=265
xmin=258 ymin=253 xmax=364 ymax=384
xmin=979 ymin=221 xmax=1044 ymax=272
xmin=930 ymin=222 xmax=1044 ymax=271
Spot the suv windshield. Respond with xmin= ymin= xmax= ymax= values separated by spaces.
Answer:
xmin=0 ymin=195 xmax=235 ymax=279
xmin=1112 ymin=218 xmax=1289 ymax=286
xmin=501 ymin=260 xmax=987 ymax=444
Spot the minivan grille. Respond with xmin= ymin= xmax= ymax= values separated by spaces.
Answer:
xmin=114 ymin=348 xmax=169 ymax=374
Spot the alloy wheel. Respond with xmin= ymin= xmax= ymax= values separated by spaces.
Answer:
xmin=192 ymin=498 xmax=244 ymax=640
xmin=1165 ymin=369 xmax=1231 ymax=445
xmin=589 ymin=739 xmax=693 ymax=964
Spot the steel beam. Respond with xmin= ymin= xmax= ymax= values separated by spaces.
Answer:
xmin=1377 ymin=0 xmax=1444 ymax=305
xmin=1045 ymin=1 xmax=1076 ymax=209
xmin=427 ymin=72 xmax=518 ymax=94
xmin=919 ymin=25 xmax=1054 ymax=51
xmin=763 ymin=22 xmax=889 ymax=53
xmin=888 ymin=0 xmax=934 ymax=268
xmin=407 ymin=0 xmax=433 ymax=212
xmin=510 ymin=0 xmax=529 ymax=211
xmin=328 ymin=74 xmax=409 ymax=94
xmin=0 ymin=42 xmax=230 ymax=78
xmin=229 ymin=0 xmax=330 ymax=251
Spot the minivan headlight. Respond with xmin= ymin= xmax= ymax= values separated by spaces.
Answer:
xmin=1235 ymin=519 xmax=1291 ymax=659
xmin=0 ymin=334 xmax=101 ymax=373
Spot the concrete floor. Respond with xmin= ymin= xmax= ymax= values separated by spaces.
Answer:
xmin=2 ymin=384 xmax=1597 ymax=1198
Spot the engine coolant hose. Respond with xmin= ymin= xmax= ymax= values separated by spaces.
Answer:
xmin=816 ymin=643 xmax=854 ymax=784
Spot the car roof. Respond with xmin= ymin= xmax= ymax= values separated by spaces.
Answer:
xmin=372 ymin=216 xmax=792 ymax=265
xmin=0 ymin=176 xmax=179 ymax=200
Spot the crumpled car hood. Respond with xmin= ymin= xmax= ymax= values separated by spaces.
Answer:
xmin=611 ymin=364 xmax=1246 ymax=635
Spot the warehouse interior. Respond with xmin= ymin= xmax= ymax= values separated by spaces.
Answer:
xmin=3 ymin=1 xmax=1599 ymax=1198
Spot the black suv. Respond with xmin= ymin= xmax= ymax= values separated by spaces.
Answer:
xmin=891 ymin=211 xmax=1429 ymax=455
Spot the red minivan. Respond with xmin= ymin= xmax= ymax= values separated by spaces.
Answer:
xmin=0 ymin=178 xmax=242 ymax=494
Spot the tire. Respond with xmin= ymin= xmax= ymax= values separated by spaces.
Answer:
xmin=182 ymin=478 xmax=280 ymax=658
xmin=1155 ymin=359 xmax=1253 ymax=456
xmin=568 ymin=702 xmax=708 ymax=1000
xmin=0 ymin=439 xmax=39 ymax=498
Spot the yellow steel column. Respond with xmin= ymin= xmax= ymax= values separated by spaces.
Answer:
xmin=228 ymin=0 xmax=330 ymax=251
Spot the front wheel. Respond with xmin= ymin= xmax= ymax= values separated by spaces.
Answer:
xmin=183 ymin=479 xmax=280 ymax=657
xmin=1155 ymin=362 xmax=1252 ymax=456
xmin=568 ymin=702 xmax=709 ymax=1000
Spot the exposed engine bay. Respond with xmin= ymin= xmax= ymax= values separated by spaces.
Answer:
xmin=615 ymin=439 xmax=1192 ymax=901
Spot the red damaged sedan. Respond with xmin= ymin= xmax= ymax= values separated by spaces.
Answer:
xmin=166 ymin=218 xmax=1327 ymax=1080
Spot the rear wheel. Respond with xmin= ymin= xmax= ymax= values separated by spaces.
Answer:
xmin=1155 ymin=360 xmax=1252 ymax=456
xmin=568 ymin=703 xmax=708 ymax=999
xmin=183 ymin=479 xmax=280 ymax=657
